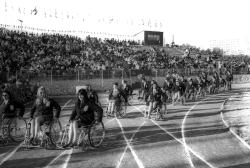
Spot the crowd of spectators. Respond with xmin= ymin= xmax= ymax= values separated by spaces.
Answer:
xmin=1 ymin=27 xmax=250 ymax=102
xmin=1 ymin=27 xmax=250 ymax=75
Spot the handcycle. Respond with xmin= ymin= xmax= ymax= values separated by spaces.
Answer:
xmin=0 ymin=116 xmax=27 ymax=146
xmin=106 ymin=99 xmax=127 ymax=119
xmin=60 ymin=120 xmax=105 ymax=150
xmin=24 ymin=117 xmax=62 ymax=149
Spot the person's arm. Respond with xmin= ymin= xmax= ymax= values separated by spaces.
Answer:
xmin=51 ymin=99 xmax=61 ymax=118
xmin=93 ymin=91 xmax=99 ymax=104
xmin=69 ymin=102 xmax=77 ymax=121
xmin=30 ymin=101 xmax=36 ymax=119
xmin=119 ymin=89 xmax=127 ymax=102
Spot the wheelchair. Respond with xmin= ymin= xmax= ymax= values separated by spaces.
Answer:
xmin=146 ymin=101 xmax=164 ymax=121
xmin=106 ymin=98 xmax=127 ymax=119
xmin=0 ymin=116 xmax=27 ymax=145
xmin=24 ymin=117 xmax=62 ymax=149
xmin=60 ymin=120 xmax=105 ymax=150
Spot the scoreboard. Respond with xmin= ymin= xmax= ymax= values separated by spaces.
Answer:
xmin=144 ymin=31 xmax=163 ymax=46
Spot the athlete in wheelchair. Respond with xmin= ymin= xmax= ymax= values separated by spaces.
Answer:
xmin=107 ymin=82 xmax=126 ymax=118
xmin=121 ymin=80 xmax=133 ymax=105
xmin=0 ymin=90 xmax=26 ymax=143
xmin=63 ymin=89 xmax=105 ymax=148
xmin=145 ymin=81 xmax=164 ymax=120
xmin=138 ymin=78 xmax=150 ymax=101
xmin=29 ymin=86 xmax=61 ymax=146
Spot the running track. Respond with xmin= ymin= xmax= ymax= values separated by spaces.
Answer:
xmin=1 ymin=89 xmax=250 ymax=168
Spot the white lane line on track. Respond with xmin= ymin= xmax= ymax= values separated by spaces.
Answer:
xmin=61 ymin=149 xmax=73 ymax=168
xmin=44 ymin=150 xmax=68 ymax=168
xmin=42 ymin=99 xmax=73 ymax=166
xmin=134 ymin=105 xmax=216 ymax=168
xmin=41 ymin=99 xmax=73 ymax=168
xmin=220 ymin=92 xmax=250 ymax=151
xmin=116 ymin=118 xmax=145 ymax=168
xmin=182 ymin=103 xmax=199 ymax=168
xmin=116 ymin=121 xmax=145 ymax=168
xmin=44 ymin=116 xmax=115 ymax=168
xmin=0 ymin=99 xmax=72 ymax=167
xmin=180 ymin=92 xmax=235 ymax=168
xmin=0 ymin=142 xmax=24 ymax=166
xmin=0 ymin=153 xmax=6 ymax=158
xmin=62 ymin=99 xmax=72 ymax=110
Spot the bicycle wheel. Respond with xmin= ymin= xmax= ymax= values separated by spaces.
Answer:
xmin=8 ymin=118 xmax=27 ymax=142
xmin=88 ymin=122 xmax=105 ymax=148
xmin=49 ymin=119 xmax=63 ymax=147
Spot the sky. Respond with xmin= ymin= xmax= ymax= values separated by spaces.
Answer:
xmin=1 ymin=0 xmax=250 ymax=54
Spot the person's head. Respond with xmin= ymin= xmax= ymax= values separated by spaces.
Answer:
xmin=152 ymin=80 xmax=158 ymax=88
xmin=176 ymin=80 xmax=180 ymax=86
xmin=37 ymin=86 xmax=47 ymax=99
xmin=78 ymin=89 xmax=88 ymax=102
xmin=2 ymin=90 xmax=11 ymax=101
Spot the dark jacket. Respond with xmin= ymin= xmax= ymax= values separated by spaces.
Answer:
xmin=30 ymin=98 xmax=61 ymax=118
xmin=108 ymin=89 xmax=125 ymax=102
xmin=0 ymin=100 xmax=25 ymax=118
xmin=163 ymin=81 xmax=173 ymax=92
xmin=69 ymin=99 xmax=94 ymax=123
xmin=141 ymin=81 xmax=150 ymax=93
xmin=121 ymin=84 xmax=132 ymax=96
xmin=148 ymin=86 xmax=162 ymax=102
xmin=87 ymin=89 xmax=99 ymax=105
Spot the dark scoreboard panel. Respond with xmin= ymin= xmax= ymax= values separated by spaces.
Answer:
xmin=144 ymin=31 xmax=163 ymax=46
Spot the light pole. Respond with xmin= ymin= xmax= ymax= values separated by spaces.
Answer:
xmin=18 ymin=19 xmax=23 ymax=31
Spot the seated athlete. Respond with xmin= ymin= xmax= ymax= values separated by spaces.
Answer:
xmin=185 ymin=78 xmax=195 ymax=101
xmin=30 ymin=86 xmax=61 ymax=141
xmin=0 ymin=90 xmax=25 ymax=126
xmin=65 ymin=89 xmax=95 ymax=148
xmin=178 ymin=76 xmax=187 ymax=105
xmin=121 ymin=80 xmax=133 ymax=105
xmin=138 ymin=78 xmax=150 ymax=101
xmin=86 ymin=85 xmax=103 ymax=122
xmin=225 ymin=70 xmax=233 ymax=91
xmin=107 ymin=82 xmax=125 ymax=116
xmin=162 ymin=77 xmax=173 ymax=103
xmin=146 ymin=80 xmax=163 ymax=119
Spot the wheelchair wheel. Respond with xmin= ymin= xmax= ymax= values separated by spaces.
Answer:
xmin=155 ymin=108 xmax=161 ymax=121
xmin=8 ymin=118 xmax=27 ymax=142
xmin=88 ymin=122 xmax=105 ymax=148
xmin=49 ymin=119 xmax=63 ymax=147
xmin=106 ymin=107 xmax=113 ymax=119
xmin=58 ymin=124 xmax=70 ymax=148
xmin=118 ymin=103 xmax=127 ymax=118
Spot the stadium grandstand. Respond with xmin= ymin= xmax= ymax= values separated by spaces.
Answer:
xmin=2 ymin=1 xmax=250 ymax=168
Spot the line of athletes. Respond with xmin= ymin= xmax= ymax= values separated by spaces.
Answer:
xmin=136 ymin=70 xmax=233 ymax=119
xmin=0 ymin=84 xmax=104 ymax=148
xmin=0 ymin=70 xmax=233 ymax=147
xmin=105 ymin=70 xmax=233 ymax=120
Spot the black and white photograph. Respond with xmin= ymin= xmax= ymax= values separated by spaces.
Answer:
xmin=1 ymin=0 xmax=250 ymax=167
